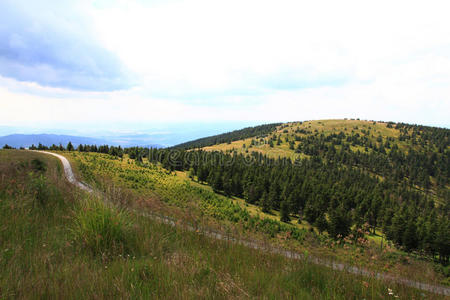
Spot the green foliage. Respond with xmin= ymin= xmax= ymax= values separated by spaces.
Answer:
xmin=280 ymin=200 xmax=290 ymax=222
xmin=328 ymin=206 xmax=352 ymax=239
xmin=260 ymin=191 xmax=271 ymax=213
xmin=314 ymin=214 xmax=328 ymax=234
xmin=71 ymin=198 xmax=137 ymax=257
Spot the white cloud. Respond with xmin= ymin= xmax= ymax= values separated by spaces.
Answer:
xmin=1 ymin=0 xmax=449 ymax=129
xmin=90 ymin=0 xmax=450 ymax=94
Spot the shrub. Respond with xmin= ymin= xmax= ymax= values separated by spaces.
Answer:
xmin=71 ymin=198 xmax=137 ymax=257
xmin=31 ymin=158 xmax=47 ymax=172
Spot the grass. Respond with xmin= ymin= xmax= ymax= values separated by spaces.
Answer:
xmin=71 ymin=198 xmax=137 ymax=258
xmin=2 ymin=150 xmax=445 ymax=298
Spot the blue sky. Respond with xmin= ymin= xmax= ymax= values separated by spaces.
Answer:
xmin=0 ymin=0 xmax=449 ymax=137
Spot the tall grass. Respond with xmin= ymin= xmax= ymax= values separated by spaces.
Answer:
xmin=71 ymin=197 xmax=137 ymax=257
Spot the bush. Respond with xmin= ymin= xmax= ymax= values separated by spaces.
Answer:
xmin=31 ymin=158 xmax=47 ymax=172
xmin=71 ymin=198 xmax=137 ymax=257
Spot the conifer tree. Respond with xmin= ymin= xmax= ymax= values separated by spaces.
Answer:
xmin=328 ymin=205 xmax=352 ymax=239
xmin=280 ymin=200 xmax=290 ymax=222
xmin=314 ymin=213 xmax=328 ymax=234
xmin=260 ymin=191 xmax=271 ymax=213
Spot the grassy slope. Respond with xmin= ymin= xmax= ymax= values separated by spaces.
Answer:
xmin=2 ymin=150 xmax=441 ymax=299
xmin=201 ymin=119 xmax=402 ymax=158
xmin=62 ymin=149 xmax=447 ymax=287
xmin=201 ymin=118 xmax=447 ymax=208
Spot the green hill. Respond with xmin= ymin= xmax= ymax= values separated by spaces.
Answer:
xmin=173 ymin=123 xmax=282 ymax=149
xmin=197 ymin=119 xmax=448 ymax=199
xmin=148 ymin=119 xmax=449 ymax=265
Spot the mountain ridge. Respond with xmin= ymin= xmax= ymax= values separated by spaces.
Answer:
xmin=0 ymin=133 xmax=162 ymax=148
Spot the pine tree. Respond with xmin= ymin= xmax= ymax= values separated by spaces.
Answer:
xmin=389 ymin=210 xmax=406 ymax=246
xmin=328 ymin=205 xmax=352 ymax=239
xmin=211 ymin=171 xmax=223 ymax=192
xmin=260 ymin=191 xmax=271 ymax=213
xmin=304 ymin=202 xmax=319 ymax=224
xmin=280 ymin=200 xmax=290 ymax=222
xmin=268 ymin=183 xmax=280 ymax=209
xmin=198 ymin=166 xmax=209 ymax=183
xmin=402 ymin=219 xmax=418 ymax=251
xmin=67 ymin=142 xmax=74 ymax=151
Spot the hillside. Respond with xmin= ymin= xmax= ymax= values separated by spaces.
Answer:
xmin=196 ymin=119 xmax=448 ymax=197
xmin=2 ymin=150 xmax=442 ymax=299
xmin=173 ymin=123 xmax=282 ymax=149
xmin=147 ymin=119 xmax=449 ymax=268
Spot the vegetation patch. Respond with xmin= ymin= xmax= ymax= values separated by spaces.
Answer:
xmin=71 ymin=197 xmax=137 ymax=258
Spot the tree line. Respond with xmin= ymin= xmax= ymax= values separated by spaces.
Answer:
xmin=173 ymin=123 xmax=282 ymax=149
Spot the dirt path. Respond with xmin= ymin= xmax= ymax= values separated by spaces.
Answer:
xmin=34 ymin=150 xmax=92 ymax=192
xmin=34 ymin=150 xmax=450 ymax=296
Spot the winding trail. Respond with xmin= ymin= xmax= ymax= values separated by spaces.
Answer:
xmin=35 ymin=150 xmax=450 ymax=296
xmin=35 ymin=150 xmax=92 ymax=192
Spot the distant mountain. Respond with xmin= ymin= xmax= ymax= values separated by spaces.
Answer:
xmin=0 ymin=134 xmax=162 ymax=148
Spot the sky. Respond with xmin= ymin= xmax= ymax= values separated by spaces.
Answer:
xmin=0 ymin=0 xmax=449 ymax=141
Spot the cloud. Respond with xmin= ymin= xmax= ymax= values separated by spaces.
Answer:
xmin=0 ymin=0 xmax=449 ymax=130
xmin=0 ymin=0 xmax=131 ymax=91
xmin=1 ymin=75 xmax=448 ymax=129
xmin=88 ymin=0 xmax=450 ymax=99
